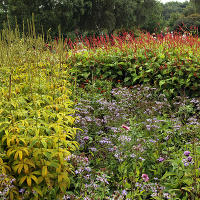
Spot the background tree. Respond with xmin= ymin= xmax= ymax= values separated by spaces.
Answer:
xmin=162 ymin=1 xmax=189 ymax=21
xmin=190 ymin=0 xmax=200 ymax=13
xmin=168 ymin=12 xmax=183 ymax=30
xmin=183 ymin=3 xmax=196 ymax=16
xmin=139 ymin=0 xmax=163 ymax=33
xmin=114 ymin=0 xmax=137 ymax=30
xmin=161 ymin=1 xmax=195 ymax=31
xmin=0 ymin=0 xmax=163 ymax=36
xmin=0 ymin=0 xmax=8 ymax=29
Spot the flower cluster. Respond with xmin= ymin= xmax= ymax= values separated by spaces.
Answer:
xmin=182 ymin=151 xmax=194 ymax=166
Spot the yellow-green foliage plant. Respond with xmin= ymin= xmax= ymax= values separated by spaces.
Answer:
xmin=0 ymin=24 xmax=79 ymax=200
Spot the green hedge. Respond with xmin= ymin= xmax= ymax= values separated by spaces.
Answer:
xmin=67 ymin=34 xmax=200 ymax=97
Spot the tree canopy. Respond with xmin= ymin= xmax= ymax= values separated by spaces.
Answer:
xmin=0 ymin=0 xmax=199 ymax=36
xmin=0 ymin=0 xmax=164 ymax=36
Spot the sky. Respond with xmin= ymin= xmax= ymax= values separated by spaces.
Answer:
xmin=159 ymin=0 xmax=189 ymax=3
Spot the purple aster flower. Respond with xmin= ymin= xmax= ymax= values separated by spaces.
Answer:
xmin=184 ymin=162 xmax=189 ymax=166
xmin=89 ymin=147 xmax=97 ymax=152
xmin=83 ymin=136 xmax=89 ymax=140
xmin=158 ymin=157 xmax=165 ymax=162
xmin=184 ymin=151 xmax=191 ymax=157
xmin=187 ymin=156 xmax=193 ymax=162
xmin=19 ymin=188 xmax=25 ymax=193
xmin=122 ymin=189 xmax=127 ymax=196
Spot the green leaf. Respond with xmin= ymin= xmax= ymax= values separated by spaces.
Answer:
xmin=30 ymin=138 xmax=39 ymax=147
xmin=41 ymin=139 xmax=47 ymax=148
xmin=182 ymin=178 xmax=193 ymax=186
xmin=159 ymin=80 xmax=166 ymax=87
xmin=49 ymin=161 xmax=60 ymax=168
xmin=117 ymin=71 xmax=123 ymax=76
xmin=161 ymin=172 xmax=177 ymax=180
xmin=124 ymin=77 xmax=131 ymax=82
xmin=33 ymin=187 xmax=43 ymax=197
xmin=181 ymin=187 xmax=193 ymax=193
xmin=82 ymin=72 xmax=90 ymax=79
xmin=196 ymin=146 xmax=200 ymax=153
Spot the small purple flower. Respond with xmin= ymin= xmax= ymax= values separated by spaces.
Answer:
xmin=149 ymin=139 xmax=156 ymax=143
xmin=146 ymin=125 xmax=151 ymax=131
xmin=122 ymin=189 xmax=127 ymax=196
xmin=142 ymin=174 xmax=149 ymax=182
xmin=158 ymin=157 xmax=165 ymax=162
xmin=184 ymin=162 xmax=189 ymax=166
xmin=130 ymin=153 xmax=136 ymax=158
xmin=184 ymin=151 xmax=191 ymax=157
xmin=139 ymin=157 xmax=145 ymax=161
xmin=187 ymin=156 xmax=193 ymax=162
xmin=89 ymin=147 xmax=97 ymax=152
xmin=19 ymin=188 xmax=25 ymax=193
xmin=84 ymin=197 xmax=91 ymax=200
xmin=83 ymin=136 xmax=89 ymax=140
xmin=85 ymin=167 xmax=91 ymax=172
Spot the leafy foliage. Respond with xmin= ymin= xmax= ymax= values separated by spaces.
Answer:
xmin=66 ymin=33 xmax=200 ymax=98
xmin=0 ymin=0 xmax=163 ymax=35
xmin=66 ymin=82 xmax=200 ymax=199
xmin=174 ymin=13 xmax=200 ymax=35
xmin=0 ymin=28 xmax=78 ymax=199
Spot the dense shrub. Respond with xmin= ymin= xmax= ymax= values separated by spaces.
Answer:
xmin=66 ymin=33 xmax=200 ymax=98
xmin=0 ymin=29 xmax=78 ymax=200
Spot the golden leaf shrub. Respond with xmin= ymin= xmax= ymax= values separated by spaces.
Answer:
xmin=0 ymin=31 xmax=78 ymax=199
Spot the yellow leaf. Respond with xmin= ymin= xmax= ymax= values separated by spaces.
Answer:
xmin=42 ymin=166 xmax=47 ymax=177
xmin=4 ymin=164 xmax=11 ymax=172
xmin=59 ymin=152 xmax=64 ymax=164
xmin=14 ymin=152 xmax=19 ymax=160
xmin=11 ymin=135 xmax=16 ymax=144
xmin=37 ymin=176 xmax=43 ymax=184
xmin=30 ymin=175 xmax=38 ymax=184
xmin=19 ymin=151 xmax=23 ymax=160
xmin=19 ymin=138 xmax=26 ymax=145
xmin=44 ymin=177 xmax=51 ymax=185
xmin=25 ymin=159 xmax=35 ymax=168
xmin=13 ymin=164 xmax=18 ymax=172
xmin=58 ymin=175 xmax=63 ymax=183
xmin=9 ymin=191 xmax=14 ymax=200
xmin=24 ymin=164 xmax=29 ymax=174
xmin=22 ymin=148 xmax=29 ymax=156
xmin=27 ymin=176 xmax=32 ymax=187
xmin=7 ymin=138 xmax=11 ymax=147
xmin=7 ymin=148 xmax=13 ymax=157
xmin=59 ymin=182 xmax=67 ymax=193
xmin=19 ymin=176 xmax=26 ymax=185
xmin=1 ymin=166 xmax=7 ymax=174
xmin=18 ymin=164 xmax=23 ymax=174
xmin=56 ymin=165 xmax=61 ymax=173
xmin=32 ymin=170 xmax=41 ymax=175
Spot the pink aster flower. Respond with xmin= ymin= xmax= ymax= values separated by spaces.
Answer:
xmin=122 ymin=124 xmax=130 ymax=131
xmin=142 ymin=174 xmax=149 ymax=182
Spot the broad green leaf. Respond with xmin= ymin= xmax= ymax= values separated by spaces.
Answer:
xmin=161 ymin=172 xmax=177 ymax=180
